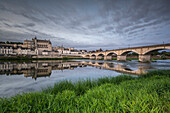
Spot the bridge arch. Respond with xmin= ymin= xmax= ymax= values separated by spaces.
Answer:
xmin=106 ymin=52 xmax=117 ymax=60
xmin=85 ymin=55 xmax=90 ymax=58
xmin=140 ymin=48 xmax=170 ymax=61
xmin=97 ymin=62 xmax=104 ymax=66
xmin=90 ymin=54 xmax=96 ymax=59
xmin=97 ymin=53 xmax=105 ymax=56
xmin=97 ymin=53 xmax=105 ymax=60
xmin=120 ymin=50 xmax=139 ymax=56
xmin=106 ymin=63 xmax=115 ymax=68
xmin=106 ymin=52 xmax=117 ymax=56
xmin=117 ymin=50 xmax=139 ymax=61
xmin=143 ymin=48 xmax=170 ymax=55
xmin=91 ymin=54 xmax=96 ymax=57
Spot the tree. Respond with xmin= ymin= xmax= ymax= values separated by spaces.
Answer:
xmin=99 ymin=48 xmax=103 ymax=52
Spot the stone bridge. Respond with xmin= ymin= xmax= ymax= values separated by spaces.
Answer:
xmin=84 ymin=43 xmax=170 ymax=62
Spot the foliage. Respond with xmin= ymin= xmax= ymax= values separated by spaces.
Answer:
xmin=4 ymin=41 xmax=23 ymax=44
xmin=151 ymin=51 xmax=170 ymax=56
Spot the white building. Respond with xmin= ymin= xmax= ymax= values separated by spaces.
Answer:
xmin=0 ymin=45 xmax=37 ymax=56
xmin=14 ymin=47 xmax=36 ymax=56
xmin=0 ymin=45 xmax=15 ymax=55
xmin=52 ymin=47 xmax=87 ymax=57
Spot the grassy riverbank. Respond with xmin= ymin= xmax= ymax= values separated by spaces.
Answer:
xmin=0 ymin=56 xmax=88 ymax=61
xmin=0 ymin=70 xmax=170 ymax=112
xmin=0 ymin=56 xmax=169 ymax=61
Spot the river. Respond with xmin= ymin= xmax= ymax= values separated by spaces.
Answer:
xmin=0 ymin=59 xmax=170 ymax=98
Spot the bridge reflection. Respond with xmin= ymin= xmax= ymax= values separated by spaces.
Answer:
xmin=80 ymin=61 xmax=152 ymax=75
xmin=0 ymin=60 xmax=152 ymax=80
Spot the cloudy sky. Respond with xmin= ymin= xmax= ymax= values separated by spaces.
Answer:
xmin=0 ymin=0 xmax=170 ymax=50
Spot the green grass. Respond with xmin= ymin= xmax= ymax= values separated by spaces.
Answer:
xmin=0 ymin=70 xmax=170 ymax=112
xmin=112 ymin=57 xmax=117 ymax=60
xmin=0 ymin=56 xmax=33 ymax=61
xmin=126 ymin=57 xmax=138 ymax=60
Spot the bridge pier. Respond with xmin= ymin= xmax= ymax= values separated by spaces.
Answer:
xmin=117 ymin=55 xmax=126 ymax=61
xmin=96 ymin=56 xmax=104 ymax=60
xmin=139 ymin=54 xmax=151 ymax=62
xmin=90 ymin=56 xmax=96 ymax=59
xmin=104 ymin=56 xmax=112 ymax=60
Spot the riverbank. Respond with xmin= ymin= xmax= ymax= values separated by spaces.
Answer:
xmin=126 ymin=57 xmax=170 ymax=60
xmin=0 ymin=70 xmax=169 ymax=112
xmin=0 ymin=56 xmax=88 ymax=61
xmin=0 ymin=56 xmax=169 ymax=61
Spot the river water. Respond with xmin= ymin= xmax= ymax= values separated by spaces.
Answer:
xmin=0 ymin=59 xmax=170 ymax=98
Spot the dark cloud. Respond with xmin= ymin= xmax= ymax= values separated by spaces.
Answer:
xmin=98 ymin=0 xmax=170 ymax=35
xmin=3 ymin=23 xmax=12 ymax=27
xmin=0 ymin=29 xmax=30 ymax=42
xmin=0 ymin=0 xmax=170 ymax=50
xmin=22 ymin=23 xmax=35 ymax=27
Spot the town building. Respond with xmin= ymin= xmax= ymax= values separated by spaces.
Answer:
xmin=14 ymin=47 xmax=36 ymax=56
xmin=0 ymin=45 xmax=37 ymax=56
xmin=0 ymin=37 xmax=52 ymax=56
xmin=52 ymin=47 xmax=87 ymax=57
xmin=0 ymin=37 xmax=87 ymax=57
xmin=0 ymin=45 xmax=14 ymax=56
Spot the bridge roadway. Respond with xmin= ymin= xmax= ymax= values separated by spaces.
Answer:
xmin=84 ymin=43 xmax=170 ymax=62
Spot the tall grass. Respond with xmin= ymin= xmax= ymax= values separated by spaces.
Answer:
xmin=43 ymin=75 xmax=135 ymax=96
xmin=140 ymin=69 xmax=170 ymax=78
xmin=0 ymin=70 xmax=170 ymax=112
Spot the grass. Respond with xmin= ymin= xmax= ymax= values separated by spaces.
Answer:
xmin=0 ymin=70 xmax=170 ymax=112
xmin=126 ymin=57 xmax=138 ymax=60
xmin=0 ymin=56 xmax=33 ymax=61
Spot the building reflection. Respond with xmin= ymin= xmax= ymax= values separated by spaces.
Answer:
xmin=0 ymin=60 xmax=152 ymax=80
xmin=0 ymin=61 xmax=88 ymax=80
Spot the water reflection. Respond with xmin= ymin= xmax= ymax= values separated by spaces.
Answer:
xmin=82 ymin=61 xmax=152 ymax=75
xmin=0 ymin=61 xmax=86 ymax=80
xmin=0 ymin=60 xmax=154 ymax=80
xmin=1 ymin=60 xmax=170 ymax=97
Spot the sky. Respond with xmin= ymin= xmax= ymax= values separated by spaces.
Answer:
xmin=0 ymin=0 xmax=170 ymax=50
